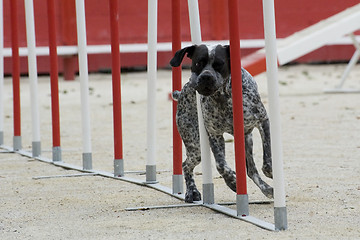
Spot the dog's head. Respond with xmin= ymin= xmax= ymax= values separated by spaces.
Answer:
xmin=170 ymin=44 xmax=231 ymax=96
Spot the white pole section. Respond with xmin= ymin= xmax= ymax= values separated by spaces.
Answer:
xmin=262 ymin=0 xmax=287 ymax=230
xmin=0 ymin=0 xmax=4 ymax=145
xmin=24 ymin=0 xmax=41 ymax=157
xmin=188 ymin=0 xmax=214 ymax=203
xmin=75 ymin=0 xmax=92 ymax=170
xmin=146 ymin=0 xmax=158 ymax=183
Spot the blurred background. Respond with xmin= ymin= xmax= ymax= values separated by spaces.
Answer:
xmin=2 ymin=0 xmax=360 ymax=79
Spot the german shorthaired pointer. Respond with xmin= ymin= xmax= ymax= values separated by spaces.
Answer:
xmin=170 ymin=44 xmax=273 ymax=203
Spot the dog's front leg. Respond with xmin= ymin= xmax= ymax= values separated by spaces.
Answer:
xmin=182 ymin=152 xmax=202 ymax=203
xmin=179 ymin=120 xmax=202 ymax=203
xmin=209 ymin=135 xmax=237 ymax=192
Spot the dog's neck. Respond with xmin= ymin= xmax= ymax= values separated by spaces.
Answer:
xmin=202 ymin=75 xmax=232 ymax=106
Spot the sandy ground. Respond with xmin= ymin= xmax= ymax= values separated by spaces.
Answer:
xmin=0 ymin=63 xmax=360 ymax=239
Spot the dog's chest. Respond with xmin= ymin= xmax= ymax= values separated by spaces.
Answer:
xmin=201 ymin=93 xmax=234 ymax=135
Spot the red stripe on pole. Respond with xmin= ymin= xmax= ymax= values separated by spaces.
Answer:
xmin=47 ymin=0 xmax=61 ymax=147
xmin=109 ymin=0 xmax=123 ymax=160
xmin=228 ymin=0 xmax=247 ymax=195
xmin=10 ymin=0 xmax=21 ymax=137
xmin=171 ymin=0 xmax=183 ymax=175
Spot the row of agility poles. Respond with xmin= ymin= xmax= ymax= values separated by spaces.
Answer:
xmin=1 ymin=0 xmax=287 ymax=231
xmin=3 ymin=0 xmax=119 ymax=172
xmin=0 ymin=0 xmax=166 ymax=184
xmin=1 ymin=0 xmax=169 ymax=187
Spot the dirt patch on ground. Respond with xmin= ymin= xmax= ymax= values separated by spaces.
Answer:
xmin=1 ymin=64 xmax=359 ymax=239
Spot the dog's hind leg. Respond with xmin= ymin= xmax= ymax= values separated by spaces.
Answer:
xmin=259 ymin=119 xmax=273 ymax=179
xmin=209 ymin=135 xmax=237 ymax=192
xmin=245 ymin=133 xmax=274 ymax=198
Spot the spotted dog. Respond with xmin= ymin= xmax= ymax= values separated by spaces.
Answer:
xmin=170 ymin=44 xmax=273 ymax=203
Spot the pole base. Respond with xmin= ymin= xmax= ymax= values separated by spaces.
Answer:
xmin=32 ymin=141 xmax=41 ymax=157
xmin=114 ymin=159 xmax=124 ymax=177
xmin=0 ymin=131 xmax=3 ymax=145
xmin=172 ymin=174 xmax=183 ymax=195
xmin=82 ymin=152 xmax=92 ymax=170
xmin=13 ymin=136 xmax=22 ymax=151
xmin=274 ymin=206 xmax=288 ymax=231
xmin=236 ymin=194 xmax=249 ymax=216
xmin=202 ymin=183 xmax=215 ymax=204
xmin=52 ymin=146 xmax=62 ymax=162
xmin=146 ymin=165 xmax=158 ymax=184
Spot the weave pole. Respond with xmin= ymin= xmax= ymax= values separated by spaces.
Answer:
xmin=47 ymin=0 xmax=62 ymax=162
xmin=10 ymin=0 xmax=21 ymax=151
xmin=24 ymin=0 xmax=41 ymax=157
xmin=109 ymin=0 xmax=124 ymax=177
xmin=262 ymin=0 xmax=287 ymax=230
xmin=0 ymin=0 xmax=4 ymax=145
xmin=75 ymin=0 xmax=92 ymax=170
xmin=228 ymin=0 xmax=249 ymax=216
xmin=146 ymin=0 xmax=158 ymax=183
xmin=187 ymin=0 xmax=214 ymax=204
xmin=171 ymin=0 xmax=183 ymax=195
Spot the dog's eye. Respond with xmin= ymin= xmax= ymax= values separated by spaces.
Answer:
xmin=194 ymin=61 xmax=205 ymax=69
xmin=213 ymin=60 xmax=224 ymax=71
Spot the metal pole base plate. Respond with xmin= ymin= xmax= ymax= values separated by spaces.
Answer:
xmin=52 ymin=146 xmax=62 ymax=162
xmin=13 ymin=136 xmax=22 ymax=151
xmin=274 ymin=206 xmax=288 ymax=231
xmin=172 ymin=174 xmax=183 ymax=195
xmin=32 ymin=141 xmax=41 ymax=157
xmin=114 ymin=159 xmax=124 ymax=177
xmin=145 ymin=165 xmax=158 ymax=184
xmin=82 ymin=152 xmax=92 ymax=170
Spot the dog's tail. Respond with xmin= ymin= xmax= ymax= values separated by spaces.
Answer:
xmin=171 ymin=90 xmax=181 ymax=101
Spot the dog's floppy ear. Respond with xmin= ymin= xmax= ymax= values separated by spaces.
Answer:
xmin=170 ymin=45 xmax=197 ymax=67
xmin=224 ymin=45 xmax=231 ymax=71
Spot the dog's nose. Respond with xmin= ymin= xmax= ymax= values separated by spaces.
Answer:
xmin=197 ymin=74 xmax=215 ymax=96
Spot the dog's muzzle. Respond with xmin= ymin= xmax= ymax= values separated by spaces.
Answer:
xmin=196 ymin=73 xmax=217 ymax=96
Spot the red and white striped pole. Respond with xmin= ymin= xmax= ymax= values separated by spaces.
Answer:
xmin=24 ymin=0 xmax=41 ymax=157
xmin=262 ymin=0 xmax=287 ymax=230
xmin=228 ymin=0 xmax=249 ymax=216
xmin=188 ymin=0 xmax=214 ymax=204
xmin=75 ymin=0 xmax=93 ymax=170
xmin=10 ymin=0 xmax=21 ymax=151
xmin=47 ymin=0 xmax=62 ymax=162
xmin=146 ymin=0 xmax=158 ymax=183
xmin=171 ymin=0 xmax=183 ymax=195
xmin=109 ymin=0 xmax=124 ymax=177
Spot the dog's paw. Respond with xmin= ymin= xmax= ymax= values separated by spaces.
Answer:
xmin=262 ymin=186 xmax=274 ymax=199
xmin=185 ymin=188 xmax=202 ymax=203
xmin=262 ymin=163 xmax=273 ymax=179
xmin=172 ymin=90 xmax=181 ymax=101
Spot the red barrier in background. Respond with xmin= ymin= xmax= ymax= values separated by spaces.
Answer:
xmin=2 ymin=0 xmax=359 ymax=76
